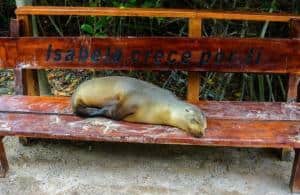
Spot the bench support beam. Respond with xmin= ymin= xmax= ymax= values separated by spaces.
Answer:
xmin=11 ymin=18 xmax=40 ymax=146
xmin=289 ymin=15 xmax=300 ymax=184
xmin=290 ymin=149 xmax=300 ymax=192
xmin=187 ymin=18 xmax=202 ymax=103
xmin=281 ymin=19 xmax=300 ymax=161
xmin=0 ymin=137 xmax=8 ymax=177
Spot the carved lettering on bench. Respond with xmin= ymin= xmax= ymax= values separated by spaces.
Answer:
xmin=200 ymin=51 xmax=211 ymax=65
xmin=215 ymin=49 xmax=224 ymax=64
xmin=182 ymin=51 xmax=191 ymax=65
xmin=79 ymin=46 xmax=89 ymax=62
xmin=112 ymin=49 xmax=122 ymax=64
xmin=65 ymin=49 xmax=75 ymax=61
xmin=91 ymin=49 xmax=101 ymax=63
xmin=131 ymin=50 xmax=140 ymax=64
xmin=167 ymin=50 xmax=177 ymax=65
xmin=154 ymin=50 xmax=164 ymax=65
xmin=245 ymin=48 xmax=263 ymax=65
xmin=45 ymin=44 xmax=264 ymax=68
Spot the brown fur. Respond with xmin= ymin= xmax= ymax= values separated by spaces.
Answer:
xmin=72 ymin=76 xmax=207 ymax=137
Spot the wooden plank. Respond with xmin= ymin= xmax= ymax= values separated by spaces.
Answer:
xmin=0 ymin=37 xmax=300 ymax=73
xmin=12 ymin=17 xmax=39 ymax=145
xmin=281 ymin=19 xmax=300 ymax=161
xmin=9 ymin=19 xmax=20 ymax=38
xmin=0 ymin=112 xmax=298 ymax=148
xmin=16 ymin=15 xmax=31 ymax=37
xmin=14 ymin=16 xmax=39 ymax=96
xmin=0 ymin=95 xmax=297 ymax=148
xmin=290 ymin=149 xmax=300 ymax=193
xmin=0 ymin=38 xmax=16 ymax=68
xmin=20 ymin=69 xmax=40 ymax=96
xmin=283 ymin=77 xmax=300 ymax=160
xmin=0 ymin=95 xmax=298 ymax=121
xmin=287 ymin=18 xmax=300 ymax=179
xmin=13 ymin=69 xmax=24 ymax=95
xmin=289 ymin=79 xmax=300 ymax=102
xmin=0 ymin=137 xmax=8 ymax=177
xmin=187 ymin=18 xmax=201 ymax=103
xmin=15 ymin=6 xmax=300 ymax=22
xmin=288 ymin=19 xmax=300 ymax=102
xmin=10 ymin=19 xmax=25 ymax=95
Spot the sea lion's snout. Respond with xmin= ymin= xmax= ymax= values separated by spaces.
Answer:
xmin=185 ymin=108 xmax=207 ymax=137
xmin=187 ymin=118 xmax=206 ymax=137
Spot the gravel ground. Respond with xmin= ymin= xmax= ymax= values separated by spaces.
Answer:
xmin=0 ymin=137 xmax=294 ymax=195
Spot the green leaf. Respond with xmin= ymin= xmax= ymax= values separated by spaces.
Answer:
xmin=128 ymin=0 xmax=137 ymax=6
xmin=95 ymin=32 xmax=107 ymax=37
xmin=142 ymin=1 xmax=155 ymax=8
xmin=81 ymin=24 xmax=94 ymax=35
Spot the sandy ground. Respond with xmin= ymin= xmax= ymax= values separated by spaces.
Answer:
xmin=0 ymin=137 xmax=294 ymax=195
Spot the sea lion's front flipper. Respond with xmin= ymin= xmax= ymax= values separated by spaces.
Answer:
xmin=75 ymin=106 xmax=114 ymax=117
xmin=75 ymin=102 xmax=136 ymax=121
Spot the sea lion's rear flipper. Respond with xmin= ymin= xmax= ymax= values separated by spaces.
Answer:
xmin=111 ymin=95 xmax=139 ymax=120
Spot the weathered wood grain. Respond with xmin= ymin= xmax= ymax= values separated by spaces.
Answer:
xmin=287 ymin=18 xmax=300 ymax=190
xmin=0 ymin=137 xmax=8 ymax=177
xmin=12 ymin=16 xmax=40 ymax=97
xmin=0 ymin=112 xmax=298 ymax=148
xmin=291 ymin=149 xmax=300 ymax=192
xmin=0 ymin=37 xmax=300 ymax=73
xmin=187 ymin=18 xmax=202 ymax=103
xmin=0 ymin=95 xmax=297 ymax=148
xmin=0 ymin=95 xmax=298 ymax=121
xmin=15 ymin=6 xmax=300 ymax=22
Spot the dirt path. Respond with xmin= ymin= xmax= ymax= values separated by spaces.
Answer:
xmin=0 ymin=137 xmax=293 ymax=195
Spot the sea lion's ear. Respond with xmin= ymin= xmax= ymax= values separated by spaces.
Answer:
xmin=185 ymin=108 xmax=190 ymax=112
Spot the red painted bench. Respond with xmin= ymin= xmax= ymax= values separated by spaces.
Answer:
xmin=0 ymin=6 xmax=299 ymax=192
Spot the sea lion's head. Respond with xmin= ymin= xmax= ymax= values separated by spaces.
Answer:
xmin=183 ymin=104 xmax=207 ymax=137
xmin=171 ymin=102 xmax=207 ymax=137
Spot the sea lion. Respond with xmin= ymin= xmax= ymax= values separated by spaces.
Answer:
xmin=71 ymin=76 xmax=207 ymax=137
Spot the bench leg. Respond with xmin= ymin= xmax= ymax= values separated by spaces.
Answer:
xmin=19 ymin=137 xmax=33 ymax=146
xmin=290 ymin=149 xmax=300 ymax=193
xmin=280 ymin=148 xmax=293 ymax=161
xmin=0 ymin=137 xmax=8 ymax=177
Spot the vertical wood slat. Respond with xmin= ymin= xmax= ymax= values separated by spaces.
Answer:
xmin=16 ymin=15 xmax=31 ymax=36
xmin=10 ymin=17 xmax=38 ymax=145
xmin=280 ymin=19 xmax=300 ymax=162
xmin=288 ymin=19 xmax=300 ymax=103
xmin=187 ymin=18 xmax=202 ymax=103
xmin=289 ymin=18 xmax=300 ymax=102
xmin=287 ymin=74 xmax=300 ymax=102
xmin=0 ymin=137 xmax=8 ymax=177
xmin=289 ymin=18 xmax=300 ymax=193
xmin=9 ymin=19 xmax=25 ymax=95
xmin=280 ymin=74 xmax=299 ymax=160
xmin=291 ymin=149 xmax=300 ymax=193
xmin=15 ymin=15 xmax=39 ymax=96
xmin=9 ymin=19 xmax=20 ymax=37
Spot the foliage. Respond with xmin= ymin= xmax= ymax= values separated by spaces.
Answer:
xmin=0 ymin=0 xmax=16 ymax=36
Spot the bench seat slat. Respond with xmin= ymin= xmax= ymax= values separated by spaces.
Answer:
xmin=0 ymin=95 xmax=298 ymax=148
xmin=0 ymin=113 xmax=299 ymax=148
xmin=0 ymin=95 xmax=298 ymax=121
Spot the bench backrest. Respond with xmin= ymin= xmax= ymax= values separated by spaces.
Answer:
xmin=2 ymin=6 xmax=300 ymax=101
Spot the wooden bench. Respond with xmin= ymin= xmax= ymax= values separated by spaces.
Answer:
xmin=0 ymin=6 xmax=299 ymax=192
